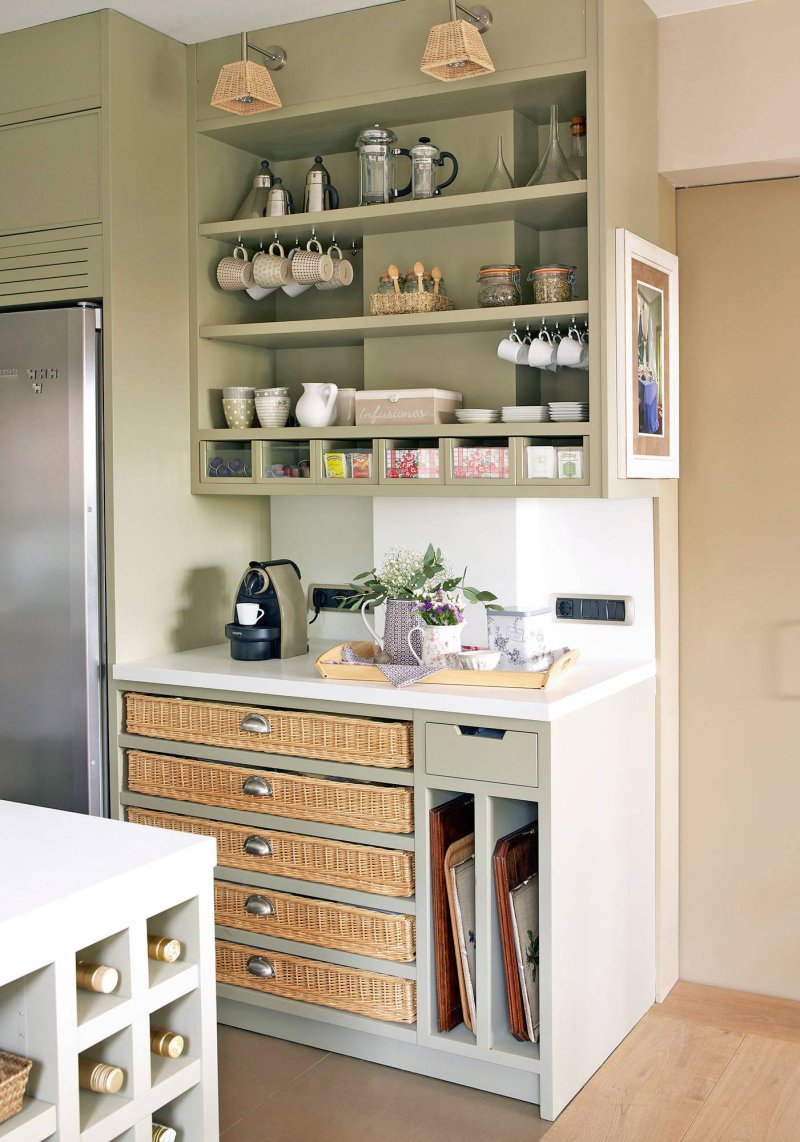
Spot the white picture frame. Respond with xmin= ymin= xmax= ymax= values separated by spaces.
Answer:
xmin=616 ymin=229 xmax=680 ymax=479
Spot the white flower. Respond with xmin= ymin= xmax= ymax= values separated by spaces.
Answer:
xmin=375 ymin=546 xmax=425 ymax=596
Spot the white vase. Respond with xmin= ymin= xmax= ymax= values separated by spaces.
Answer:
xmin=407 ymin=622 xmax=464 ymax=669
xmin=295 ymin=382 xmax=338 ymax=428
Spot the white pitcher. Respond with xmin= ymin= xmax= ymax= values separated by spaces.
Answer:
xmin=295 ymin=382 xmax=338 ymax=428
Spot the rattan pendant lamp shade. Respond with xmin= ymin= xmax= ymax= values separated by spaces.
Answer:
xmin=211 ymin=33 xmax=286 ymax=115
xmin=420 ymin=2 xmax=495 ymax=82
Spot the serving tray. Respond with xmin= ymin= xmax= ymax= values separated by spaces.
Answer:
xmin=315 ymin=642 xmax=579 ymax=690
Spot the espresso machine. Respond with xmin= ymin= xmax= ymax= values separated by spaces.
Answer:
xmin=225 ymin=560 xmax=308 ymax=661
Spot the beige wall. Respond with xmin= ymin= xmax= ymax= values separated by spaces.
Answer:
xmin=102 ymin=12 xmax=267 ymax=663
xmin=677 ymin=179 xmax=800 ymax=999
xmin=659 ymin=0 xmax=800 ymax=186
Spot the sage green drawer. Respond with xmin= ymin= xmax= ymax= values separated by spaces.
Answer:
xmin=424 ymin=723 xmax=538 ymax=787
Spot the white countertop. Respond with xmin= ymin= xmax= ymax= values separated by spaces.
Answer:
xmin=0 ymin=800 xmax=215 ymax=928
xmin=113 ymin=641 xmax=656 ymax=722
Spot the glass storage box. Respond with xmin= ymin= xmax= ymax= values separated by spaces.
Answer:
xmin=202 ymin=441 xmax=253 ymax=481
xmin=381 ymin=441 xmax=442 ymax=483
xmin=319 ymin=441 xmax=376 ymax=483
xmin=449 ymin=441 xmax=511 ymax=482
xmin=259 ymin=441 xmax=311 ymax=481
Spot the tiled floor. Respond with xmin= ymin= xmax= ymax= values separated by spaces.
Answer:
xmin=217 ymin=1026 xmax=550 ymax=1141
xmin=217 ymin=983 xmax=800 ymax=1140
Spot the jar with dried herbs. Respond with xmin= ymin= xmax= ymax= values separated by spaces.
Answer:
xmin=476 ymin=264 xmax=522 ymax=308
xmin=528 ymin=264 xmax=577 ymax=304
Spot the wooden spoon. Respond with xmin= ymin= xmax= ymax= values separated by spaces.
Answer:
xmin=431 ymin=266 xmax=442 ymax=296
xmin=414 ymin=261 xmax=425 ymax=294
xmin=388 ymin=263 xmax=401 ymax=295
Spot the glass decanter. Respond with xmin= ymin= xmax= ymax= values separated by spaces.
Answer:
xmin=481 ymin=135 xmax=514 ymax=192
xmin=527 ymin=105 xmax=578 ymax=186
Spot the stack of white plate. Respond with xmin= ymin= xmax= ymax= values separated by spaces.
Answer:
xmin=501 ymin=406 xmax=550 ymax=423
xmin=548 ymin=402 xmax=589 ymax=422
xmin=455 ymin=408 xmax=500 ymax=424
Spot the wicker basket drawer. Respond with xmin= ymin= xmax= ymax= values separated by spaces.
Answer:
xmin=127 ymin=808 xmax=415 ymax=898
xmin=214 ymin=880 xmax=415 ymax=962
xmin=124 ymin=694 xmax=413 ymax=769
xmin=127 ymin=750 xmax=414 ymax=834
xmin=216 ymin=938 xmax=416 ymax=1024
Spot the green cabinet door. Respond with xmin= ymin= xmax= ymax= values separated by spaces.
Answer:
xmin=0 ymin=13 xmax=101 ymax=123
xmin=0 ymin=110 xmax=101 ymax=236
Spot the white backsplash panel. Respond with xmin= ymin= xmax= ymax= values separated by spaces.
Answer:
xmin=272 ymin=496 xmax=656 ymax=662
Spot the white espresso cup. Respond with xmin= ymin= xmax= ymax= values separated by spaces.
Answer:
xmin=497 ymin=331 xmax=528 ymax=364
xmin=528 ymin=329 xmax=557 ymax=371
xmin=556 ymin=326 xmax=585 ymax=367
xmin=236 ymin=603 xmax=265 ymax=626
xmin=246 ymin=282 xmax=278 ymax=300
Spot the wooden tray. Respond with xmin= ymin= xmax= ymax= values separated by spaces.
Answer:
xmin=315 ymin=642 xmax=579 ymax=690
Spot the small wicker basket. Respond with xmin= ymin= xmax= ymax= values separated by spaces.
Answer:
xmin=124 ymin=694 xmax=413 ymax=769
xmin=214 ymin=880 xmax=416 ymax=962
xmin=216 ymin=939 xmax=417 ymax=1024
xmin=127 ymin=750 xmax=414 ymax=834
xmin=127 ymin=807 xmax=415 ymax=897
xmin=369 ymin=293 xmax=454 ymax=317
xmin=0 ymin=1052 xmax=33 ymax=1126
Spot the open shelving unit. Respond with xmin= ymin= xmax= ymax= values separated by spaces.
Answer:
xmin=0 ymin=804 xmax=218 ymax=1142
xmin=189 ymin=33 xmax=605 ymax=497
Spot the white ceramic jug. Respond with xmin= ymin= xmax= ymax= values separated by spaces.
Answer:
xmin=295 ymin=382 xmax=338 ymax=428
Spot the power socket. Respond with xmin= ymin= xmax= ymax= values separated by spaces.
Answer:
xmin=550 ymin=594 xmax=634 ymax=625
xmin=307 ymin=583 xmax=362 ymax=613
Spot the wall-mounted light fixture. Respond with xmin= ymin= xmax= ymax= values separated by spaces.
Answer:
xmin=211 ymin=32 xmax=287 ymax=115
xmin=420 ymin=1 xmax=495 ymax=83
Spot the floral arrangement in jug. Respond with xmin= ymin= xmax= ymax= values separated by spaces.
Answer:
xmin=413 ymin=591 xmax=465 ymax=627
xmin=341 ymin=543 xmax=499 ymax=610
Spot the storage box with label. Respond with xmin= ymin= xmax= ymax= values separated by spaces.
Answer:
xmin=557 ymin=446 xmax=584 ymax=479
xmin=526 ymin=445 xmax=557 ymax=479
xmin=355 ymin=389 xmax=462 ymax=427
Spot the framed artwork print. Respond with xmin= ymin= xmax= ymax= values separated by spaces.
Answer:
xmin=616 ymin=229 xmax=679 ymax=479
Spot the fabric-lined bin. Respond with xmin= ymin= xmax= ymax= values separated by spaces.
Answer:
xmin=215 ymin=939 xmax=416 ymax=1024
xmin=127 ymin=808 xmax=415 ymax=897
xmin=127 ymin=750 xmax=414 ymax=834
xmin=214 ymin=881 xmax=416 ymax=962
xmin=124 ymin=693 xmax=413 ymax=769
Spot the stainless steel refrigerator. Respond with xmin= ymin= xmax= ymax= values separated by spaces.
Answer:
xmin=0 ymin=305 xmax=105 ymax=814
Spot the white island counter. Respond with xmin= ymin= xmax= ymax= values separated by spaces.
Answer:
xmin=112 ymin=641 xmax=655 ymax=722
xmin=0 ymin=801 xmax=219 ymax=1142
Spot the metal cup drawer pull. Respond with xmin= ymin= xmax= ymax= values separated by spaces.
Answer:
xmin=245 ymin=894 xmax=275 ymax=917
xmin=242 ymin=775 xmax=273 ymax=797
xmin=240 ymin=713 xmax=272 ymax=734
xmin=246 ymin=955 xmax=276 ymax=980
xmin=243 ymin=834 xmax=272 ymax=857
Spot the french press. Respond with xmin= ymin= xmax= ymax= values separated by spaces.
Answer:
xmin=409 ymin=137 xmax=459 ymax=200
xmin=355 ymin=124 xmax=412 ymax=206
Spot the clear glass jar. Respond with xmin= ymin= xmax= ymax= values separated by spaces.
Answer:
xmin=528 ymin=264 xmax=576 ymax=304
xmin=377 ymin=274 xmax=395 ymax=295
xmin=476 ymin=264 xmax=522 ymax=308
xmin=403 ymin=271 xmax=434 ymax=293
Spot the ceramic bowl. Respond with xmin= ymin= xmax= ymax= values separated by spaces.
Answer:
xmin=459 ymin=649 xmax=501 ymax=672
xmin=222 ymin=386 xmax=255 ymax=399
xmin=222 ymin=398 xmax=256 ymax=429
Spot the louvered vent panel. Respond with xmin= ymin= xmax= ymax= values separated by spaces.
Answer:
xmin=0 ymin=233 xmax=102 ymax=302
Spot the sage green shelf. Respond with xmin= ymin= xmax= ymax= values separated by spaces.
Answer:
xmin=195 ymin=61 xmax=587 ymax=160
xmin=199 ymin=424 xmax=592 ymax=440
xmin=200 ymin=302 xmax=589 ymax=350
xmin=199 ymin=183 xmax=588 ymax=247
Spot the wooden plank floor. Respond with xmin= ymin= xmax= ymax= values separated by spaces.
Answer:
xmin=546 ymin=982 xmax=800 ymax=1141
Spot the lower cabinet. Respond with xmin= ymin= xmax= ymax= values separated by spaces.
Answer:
xmin=118 ymin=680 xmax=655 ymax=1121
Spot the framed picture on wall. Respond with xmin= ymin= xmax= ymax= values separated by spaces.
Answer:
xmin=616 ymin=229 xmax=680 ymax=479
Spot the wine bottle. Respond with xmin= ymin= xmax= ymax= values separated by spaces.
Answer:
xmin=76 ymin=961 xmax=120 ymax=994
xmin=147 ymin=935 xmax=182 ymax=963
xmin=78 ymin=1058 xmax=125 ymax=1094
xmin=150 ymin=1028 xmax=185 ymax=1059
xmin=152 ymin=1124 xmax=177 ymax=1142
